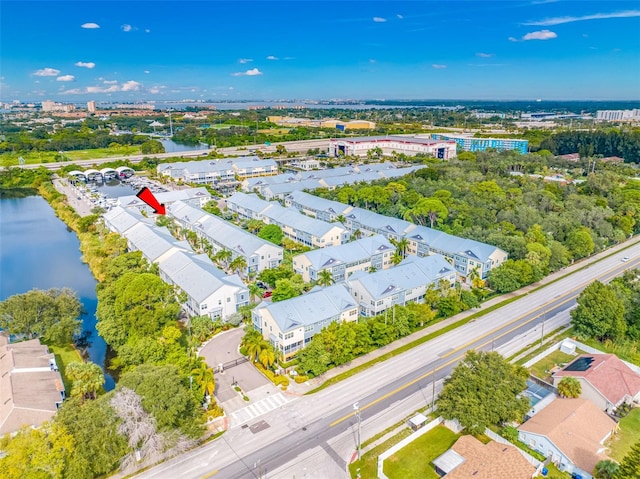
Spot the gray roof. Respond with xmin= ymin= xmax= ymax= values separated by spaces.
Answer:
xmin=168 ymin=201 xmax=282 ymax=257
xmin=117 ymin=187 xmax=211 ymax=208
xmin=407 ymin=225 xmax=502 ymax=262
xmin=226 ymin=192 xmax=272 ymax=215
xmin=295 ymin=234 xmax=393 ymax=270
xmin=286 ymin=191 xmax=353 ymax=216
xmin=262 ymin=203 xmax=346 ymax=238
xmin=264 ymin=179 xmax=324 ymax=195
xmin=158 ymin=159 xmax=234 ymax=175
xmin=232 ymin=157 xmax=277 ymax=170
xmin=158 ymin=249 xmax=246 ymax=303
xmin=345 ymin=207 xmax=416 ymax=236
xmin=103 ymin=206 xmax=153 ymax=234
xmin=333 ymin=135 xmax=455 ymax=145
xmin=124 ymin=223 xmax=187 ymax=262
xmin=347 ymin=255 xmax=454 ymax=300
xmin=254 ymin=284 xmax=356 ymax=332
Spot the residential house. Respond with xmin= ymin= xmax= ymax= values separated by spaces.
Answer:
xmin=0 ymin=334 xmax=66 ymax=436
xmin=157 ymin=156 xmax=277 ymax=185
xmin=518 ymin=398 xmax=617 ymax=479
xmin=168 ymin=200 xmax=283 ymax=274
xmin=102 ymin=204 xmax=154 ymax=235
xmin=293 ymin=234 xmax=394 ymax=282
xmin=116 ymin=187 xmax=211 ymax=213
xmin=251 ymin=284 xmax=359 ymax=359
xmin=552 ymin=354 xmax=640 ymax=413
xmin=433 ymin=435 xmax=536 ymax=479
xmin=285 ymin=190 xmax=354 ymax=222
xmin=346 ymin=255 xmax=457 ymax=317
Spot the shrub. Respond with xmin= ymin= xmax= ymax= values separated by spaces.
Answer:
xmin=294 ymin=374 xmax=309 ymax=384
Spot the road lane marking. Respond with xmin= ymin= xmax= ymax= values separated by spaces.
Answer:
xmin=199 ymin=470 xmax=218 ymax=479
xmin=329 ymin=261 xmax=628 ymax=428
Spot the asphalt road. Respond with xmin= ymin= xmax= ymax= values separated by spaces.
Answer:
xmin=135 ymin=246 xmax=640 ymax=479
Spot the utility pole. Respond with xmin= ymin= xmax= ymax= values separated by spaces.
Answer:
xmin=353 ymin=402 xmax=361 ymax=461
xmin=431 ymin=366 xmax=436 ymax=411
xmin=540 ymin=309 xmax=546 ymax=348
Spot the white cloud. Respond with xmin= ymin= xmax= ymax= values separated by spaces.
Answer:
xmin=508 ymin=36 xmax=519 ymax=42
xmin=121 ymin=24 xmax=133 ymax=32
xmin=57 ymin=75 xmax=75 ymax=82
xmin=87 ymin=85 xmax=120 ymax=93
xmin=524 ymin=10 xmax=640 ymax=26
xmin=145 ymin=29 xmax=151 ymax=33
xmin=373 ymin=17 xmax=387 ymax=23
xmin=75 ymin=61 xmax=95 ymax=69
xmin=34 ymin=67 xmax=60 ymax=76
xmin=81 ymin=22 xmax=100 ymax=29
xmin=369 ymin=59 xmax=376 ymax=64
xmin=432 ymin=64 xmax=447 ymax=69
xmin=397 ymin=14 xmax=403 ymax=19
xmin=266 ymin=55 xmax=279 ymax=60
xmin=476 ymin=52 xmax=494 ymax=58
xmin=232 ymin=68 xmax=263 ymax=76
xmin=239 ymin=58 xmax=253 ymax=64
xmin=103 ymin=80 xmax=118 ymax=85
xmin=522 ymin=29 xmax=557 ymax=41
xmin=60 ymin=88 xmax=84 ymax=95
xmin=144 ymin=70 xmax=150 ymax=74
xmin=148 ymin=86 xmax=164 ymax=94
xmin=121 ymin=80 xmax=142 ymax=91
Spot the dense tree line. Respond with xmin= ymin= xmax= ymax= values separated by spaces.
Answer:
xmin=541 ymin=129 xmax=640 ymax=163
xmin=314 ymin=151 xmax=640 ymax=294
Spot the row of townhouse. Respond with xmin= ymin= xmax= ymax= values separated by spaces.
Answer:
xmin=167 ymin=200 xmax=283 ymax=274
xmin=285 ymin=191 xmax=508 ymax=280
xmin=157 ymin=156 xmax=278 ymax=186
xmin=103 ymin=206 xmax=249 ymax=320
xmin=225 ymin=192 xmax=349 ymax=248
xmin=292 ymin=234 xmax=395 ymax=282
xmin=253 ymin=255 xmax=456 ymax=358
xmin=116 ymin=187 xmax=212 ymax=214
xmin=242 ymin=163 xmax=422 ymax=200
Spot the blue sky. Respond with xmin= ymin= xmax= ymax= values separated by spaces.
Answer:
xmin=1 ymin=1 xmax=639 ymax=101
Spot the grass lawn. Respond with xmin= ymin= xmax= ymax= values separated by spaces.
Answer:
xmin=383 ymin=425 xmax=460 ymax=479
xmin=545 ymin=462 xmax=572 ymax=478
xmin=528 ymin=349 xmax=577 ymax=381
xmin=608 ymin=408 xmax=640 ymax=462
xmin=46 ymin=343 xmax=83 ymax=393
xmin=348 ymin=428 xmax=412 ymax=479
xmin=0 ymin=145 xmax=142 ymax=166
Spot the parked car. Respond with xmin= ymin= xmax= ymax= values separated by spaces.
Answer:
xmin=256 ymin=281 xmax=268 ymax=289
xmin=262 ymin=291 xmax=272 ymax=298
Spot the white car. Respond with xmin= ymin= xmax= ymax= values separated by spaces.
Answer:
xmin=622 ymin=256 xmax=630 ymax=262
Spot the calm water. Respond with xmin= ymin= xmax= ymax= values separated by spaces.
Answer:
xmin=0 ymin=195 xmax=115 ymax=390
xmin=159 ymin=138 xmax=210 ymax=153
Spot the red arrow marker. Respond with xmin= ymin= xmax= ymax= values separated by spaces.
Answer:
xmin=136 ymin=187 xmax=166 ymax=215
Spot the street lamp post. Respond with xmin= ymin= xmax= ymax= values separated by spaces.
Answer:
xmin=353 ymin=402 xmax=361 ymax=461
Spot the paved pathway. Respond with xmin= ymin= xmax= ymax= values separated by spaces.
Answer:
xmin=229 ymin=391 xmax=291 ymax=428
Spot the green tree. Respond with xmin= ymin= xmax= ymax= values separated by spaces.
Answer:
xmin=0 ymin=288 xmax=82 ymax=345
xmin=437 ymin=351 xmax=530 ymax=434
xmin=594 ymin=459 xmax=619 ymax=479
xmin=258 ymin=224 xmax=284 ymax=245
xmin=140 ymin=140 xmax=165 ymax=154
xmin=557 ymin=376 xmax=582 ymax=398
xmin=615 ymin=440 xmax=640 ymax=479
xmin=272 ymin=276 xmax=305 ymax=302
xmin=258 ymin=345 xmax=276 ymax=369
xmin=66 ymin=361 xmax=105 ymax=402
xmin=571 ymin=281 xmax=627 ymax=341
xmin=191 ymin=360 xmax=216 ymax=398
xmin=566 ymin=227 xmax=595 ymax=259
xmin=213 ymin=248 xmax=233 ymax=269
xmin=229 ymin=255 xmax=247 ymax=276
xmin=317 ymin=269 xmax=334 ymax=287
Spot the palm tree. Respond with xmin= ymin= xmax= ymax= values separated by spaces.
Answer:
xmin=594 ymin=460 xmax=619 ymax=479
xmin=230 ymin=256 xmax=248 ymax=277
xmin=317 ymin=269 xmax=334 ymax=287
xmin=213 ymin=249 xmax=232 ymax=270
xmin=335 ymin=215 xmax=345 ymax=224
xmin=243 ymin=332 xmax=268 ymax=363
xmin=66 ymin=361 xmax=105 ymax=402
xmin=258 ymin=346 xmax=276 ymax=369
xmin=395 ymin=238 xmax=409 ymax=259
xmin=391 ymin=251 xmax=403 ymax=265
xmin=353 ymin=229 xmax=363 ymax=240
xmin=249 ymin=283 xmax=263 ymax=303
xmin=191 ymin=361 xmax=216 ymax=399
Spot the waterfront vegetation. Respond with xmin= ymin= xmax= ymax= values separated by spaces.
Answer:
xmin=0 ymin=168 xmax=222 ymax=478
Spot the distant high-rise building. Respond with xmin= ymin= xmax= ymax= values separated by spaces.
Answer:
xmin=41 ymin=100 xmax=75 ymax=113
xmin=87 ymin=100 xmax=96 ymax=113
xmin=596 ymin=109 xmax=640 ymax=122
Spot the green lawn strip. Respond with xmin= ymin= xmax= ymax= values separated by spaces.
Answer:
xmin=383 ymin=425 xmax=460 ymax=479
xmin=545 ymin=462 xmax=572 ymax=479
xmin=0 ymin=146 xmax=143 ymax=166
xmin=348 ymin=428 xmax=413 ymax=479
xmin=46 ymin=343 xmax=83 ymax=393
xmin=510 ymin=327 xmax=573 ymax=364
xmin=361 ymin=408 xmax=435 ymax=449
xmin=308 ymin=296 xmax=520 ymax=394
xmin=527 ymin=349 xmax=578 ymax=382
xmin=608 ymin=408 xmax=640 ymax=461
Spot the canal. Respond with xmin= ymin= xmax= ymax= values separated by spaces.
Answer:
xmin=0 ymin=195 xmax=115 ymax=390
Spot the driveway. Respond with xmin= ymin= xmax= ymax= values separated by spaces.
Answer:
xmin=199 ymin=328 xmax=270 ymax=403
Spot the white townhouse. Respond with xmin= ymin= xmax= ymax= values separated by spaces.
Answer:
xmin=251 ymin=284 xmax=359 ymax=359
xmin=157 ymin=249 xmax=248 ymax=319
xmin=329 ymin=135 xmax=457 ymax=159
xmin=262 ymin=180 xmax=324 ymax=201
xmin=346 ymin=255 xmax=457 ymax=317
xmin=406 ymin=225 xmax=508 ymax=280
xmin=285 ymin=190 xmax=354 ymax=222
xmin=342 ymin=207 xmax=416 ymax=242
xmin=232 ymin=156 xmax=278 ymax=178
xmin=168 ymin=201 xmax=283 ymax=274
xmin=157 ymin=156 xmax=277 ymax=185
xmin=103 ymin=205 xmax=154 ymax=235
xmin=226 ymin=192 xmax=350 ymax=248
xmin=121 ymin=222 xmax=192 ymax=264
xmin=293 ymin=234 xmax=394 ymax=283
xmin=116 ymin=187 xmax=211 ymax=213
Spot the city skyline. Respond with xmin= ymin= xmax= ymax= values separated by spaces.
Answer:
xmin=1 ymin=1 xmax=639 ymax=102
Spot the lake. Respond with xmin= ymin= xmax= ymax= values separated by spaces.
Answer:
xmin=0 ymin=195 xmax=115 ymax=390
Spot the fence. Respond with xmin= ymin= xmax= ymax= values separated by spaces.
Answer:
xmin=377 ymin=417 xmax=443 ymax=479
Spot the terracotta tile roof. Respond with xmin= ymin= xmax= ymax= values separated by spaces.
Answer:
xmin=518 ymin=398 xmax=616 ymax=473
xmin=554 ymin=354 xmax=640 ymax=406
xmin=444 ymin=436 xmax=535 ymax=479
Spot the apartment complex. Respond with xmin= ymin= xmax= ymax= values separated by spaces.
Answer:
xmin=596 ymin=109 xmax=640 ymax=122
xmin=432 ymin=133 xmax=529 ymax=154
xmin=116 ymin=187 xmax=212 ymax=213
xmin=267 ymin=115 xmax=375 ymax=130
xmin=293 ymin=234 xmax=394 ymax=282
xmin=252 ymin=284 xmax=359 ymax=359
xmin=226 ymin=192 xmax=349 ymax=248
xmin=284 ymin=192 xmax=508 ymax=280
xmin=168 ymin=200 xmax=283 ymax=274
xmin=329 ymin=135 xmax=457 ymax=159
xmin=157 ymin=156 xmax=278 ymax=186
xmin=103 ymin=207 xmax=248 ymax=320
xmin=346 ymin=255 xmax=457 ymax=317
xmin=41 ymin=100 xmax=75 ymax=112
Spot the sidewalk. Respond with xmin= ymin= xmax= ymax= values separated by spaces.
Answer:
xmin=286 ymin=235 xmax=640 ymax=396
